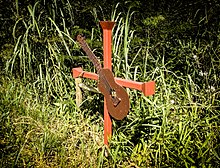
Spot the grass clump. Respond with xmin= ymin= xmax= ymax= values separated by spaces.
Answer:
xmin=0 ymin=77 xmax=104 ymax=167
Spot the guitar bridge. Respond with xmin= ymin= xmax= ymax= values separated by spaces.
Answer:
xmin=111 ymin=90 xmax=121 ymax=107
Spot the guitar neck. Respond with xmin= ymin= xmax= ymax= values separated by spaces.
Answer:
xmin=77 ymin=35 xmax=102 ymax=73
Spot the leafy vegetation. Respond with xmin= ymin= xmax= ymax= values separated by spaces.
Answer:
xmin=0 ymin=0 xmax=219 ymax=167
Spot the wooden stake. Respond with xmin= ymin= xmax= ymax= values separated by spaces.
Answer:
xmin=75 ymin=78 xmax=82 ymax=107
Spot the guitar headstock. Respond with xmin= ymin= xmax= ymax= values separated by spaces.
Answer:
xmin=77 ymin=34 xmax=85 ymax=45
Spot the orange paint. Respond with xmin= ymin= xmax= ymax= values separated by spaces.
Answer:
xmin=72 ymin=67 xmax=98 ymax=80
xmin=100 ymin=21 xmax=115 ymax=146
xmin=72 ymin=21 xmax=155 ymax=146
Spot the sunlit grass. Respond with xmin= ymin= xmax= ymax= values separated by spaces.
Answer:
xmin=0 ymin=77 xmax=104 ymax=167
xmin=1 ymin=1 xmax=220 ymax=167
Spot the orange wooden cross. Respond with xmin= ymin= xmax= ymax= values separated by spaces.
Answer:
xmin=72 ymin=21 xmax=155 ymax=146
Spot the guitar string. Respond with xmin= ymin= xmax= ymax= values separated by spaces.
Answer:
xmin=99 ymin=72 xmax=120 ymax=105
xmin=81 ymin=42 xmax=102 ymax=73
xmin=80 ymin=40 xmax=113 ymax=93
xmin=99 ymin=72 xmax=113 ymax=94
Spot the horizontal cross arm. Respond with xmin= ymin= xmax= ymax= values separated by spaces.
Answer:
xmin=72 ymin=67 xmax=155 ymax=96
xmin=72 ymin=67 xmax=98 ymax=80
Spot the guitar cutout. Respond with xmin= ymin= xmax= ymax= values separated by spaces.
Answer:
xmin=77 ymin=34 xmax=130 ymax=120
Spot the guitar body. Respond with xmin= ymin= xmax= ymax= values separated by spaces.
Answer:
xmin=98 ymin=69 xmax=130 ymax=120
xmin=77 ymin=35 xmax=129 ymax=120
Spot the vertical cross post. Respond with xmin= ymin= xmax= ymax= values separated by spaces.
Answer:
xmin=100 ymin=21 xmax=115 ymax=146
xmin=72 ymin=21 xmax=156 ymax=147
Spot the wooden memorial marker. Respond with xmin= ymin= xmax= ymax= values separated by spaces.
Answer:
xmin=72 ymin=21 xmax=155 ymax=146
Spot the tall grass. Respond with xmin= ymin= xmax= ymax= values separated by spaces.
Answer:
xmin=0 ymin=76 xmax=104 ymax=167
xmin=108 ymin=3 xmax=219 ymax=167
xmin=1 ymin=1 xmax=220 ymax=167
